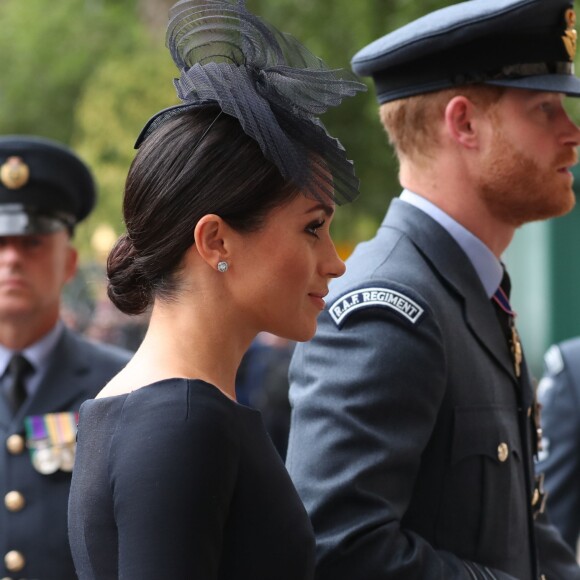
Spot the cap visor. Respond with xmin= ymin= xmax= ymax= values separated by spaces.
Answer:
xmin=486 ymin=74 xmax=580 ymax=97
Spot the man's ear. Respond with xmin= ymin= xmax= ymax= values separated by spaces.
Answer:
xmin=444 ymin=95 xmax=481 ymax=149
xmin=193 ymin=214 xmax=231 ymax=270
xmin=64 ymin=244 xmax=78 ymax=284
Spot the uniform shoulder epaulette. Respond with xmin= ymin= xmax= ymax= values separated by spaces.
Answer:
xmin=328 ymin=282 xmax=425 ymax=328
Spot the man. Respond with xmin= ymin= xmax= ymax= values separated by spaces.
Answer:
xmin=286 ymin=0 xmax=580 ymax=578
xmin=535 ymin=338 xmax=580 ymax=554
xmin=0 ymin=135 xmax=132 ymax=579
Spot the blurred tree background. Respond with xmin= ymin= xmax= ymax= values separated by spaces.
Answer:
xmin=0 ymin=0 xmax=460 ymax=260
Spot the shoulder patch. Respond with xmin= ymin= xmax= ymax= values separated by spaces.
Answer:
xmin=329 ymin=286 xmax=424 ymax=327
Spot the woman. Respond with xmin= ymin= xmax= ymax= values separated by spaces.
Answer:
xmin=68 ymin=0 xmax=365 ymax=578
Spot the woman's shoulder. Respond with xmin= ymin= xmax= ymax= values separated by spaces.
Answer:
xmin=92 ymin=379 xmax=258 ymax=440
xmin=105 ymin=380 xmax=254 ymax=475
xmin=80 ymin=379 xmax=263 ymax=467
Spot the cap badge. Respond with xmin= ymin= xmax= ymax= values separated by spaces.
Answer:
xmin=0 ymin=157 xmax=30 ymax=190
xmin=562 ymin=8 xmax=577 ymax=61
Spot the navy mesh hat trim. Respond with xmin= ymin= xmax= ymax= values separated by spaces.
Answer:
xmin=136 ymin=0 xmax=367 ymax=205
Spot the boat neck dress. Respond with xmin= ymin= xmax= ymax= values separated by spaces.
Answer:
xmin=68 ymin=378 xmax=315 ymax=579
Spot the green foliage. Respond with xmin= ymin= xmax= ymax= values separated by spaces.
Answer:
xmin=71 ymin=45 xmax=177 ymax=257
xmin=0 ymin=0 xmax=139 ymax=143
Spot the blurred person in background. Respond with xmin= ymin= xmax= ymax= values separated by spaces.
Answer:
xmin=0 ymin=135 xmax=132 ymax=579
xmin=536 ymin=338 xmax=580 ymax=556
xmin=83 ymin=297 xmax=148 ymax=351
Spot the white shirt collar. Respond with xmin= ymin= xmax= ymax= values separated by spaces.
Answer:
xmin=400 ymin=189 xmax=503 ymax=298
xmin=0 ymin=321 xmax=65 ymax=395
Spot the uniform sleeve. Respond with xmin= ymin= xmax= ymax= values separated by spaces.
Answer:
xmin=110 ymin=387 xmax=240 ymax=579
xmin=286 ymin=305 xmax=515 ymax=580
xmin=535 ymin=343 xmax=580 ymax=563
xmin=535 ymin=512 xmax=580 ymax=579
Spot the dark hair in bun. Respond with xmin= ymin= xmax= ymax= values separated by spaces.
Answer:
xmin=107 ymin=107 xmax=298 ymax=315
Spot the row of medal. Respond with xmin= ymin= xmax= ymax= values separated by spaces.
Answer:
xmin=23 ymin=412 xmax=78 ymax=475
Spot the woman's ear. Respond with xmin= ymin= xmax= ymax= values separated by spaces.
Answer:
xmin=444 ymin=96 xmax=481 ymax=149
xmin=193 ymin=214 xmax=235 ymax=270
xmin=194 ymin=214 xmax=230 ymax=270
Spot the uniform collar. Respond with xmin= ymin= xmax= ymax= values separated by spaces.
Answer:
xmin=0 ymin=320 xmax=64 ymax=379
xmin=400 ymin=189 xmax=503 ymax=298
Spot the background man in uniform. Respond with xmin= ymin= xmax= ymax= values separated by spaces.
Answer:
xmin=0 ymin=135 xmax=132 ymax=579
xmin=286 ymin=0 xmax=580 ymax=578
xmin=536 ymin=338 xmax=580 ymax=555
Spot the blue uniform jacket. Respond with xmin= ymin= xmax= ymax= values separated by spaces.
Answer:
xmin=0 ymin=326 xmax=131 ymax=580
xmin=286 ymin=199 xmax=579 ymax=580
xmin=536 ymin=337 xmax=580 ymax=553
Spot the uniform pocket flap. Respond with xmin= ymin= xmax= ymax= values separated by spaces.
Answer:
xmin=452 ymin=405 xmax=521 ymax=466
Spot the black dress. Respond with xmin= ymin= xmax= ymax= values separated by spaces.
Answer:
xmin=68 ymin=379 xmax=315 ymax=579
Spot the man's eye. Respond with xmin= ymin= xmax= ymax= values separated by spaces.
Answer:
xmin=23 ymin=237 xmax=43 ymax=249
xmin=540 ymin=102 xmax=555 ymax=114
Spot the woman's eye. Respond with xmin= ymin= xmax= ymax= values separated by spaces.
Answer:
xmin=306 ymin=219 xmax=325 ymax=238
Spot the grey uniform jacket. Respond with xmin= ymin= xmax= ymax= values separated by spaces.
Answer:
xmin=0 ymin=326 xmax=131 ymax=580
xmin=536 ymin=336 xmax=580 ymax=552
xmin=286 ymin=199 xmax=579 ymax=580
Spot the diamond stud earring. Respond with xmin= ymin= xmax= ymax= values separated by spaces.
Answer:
xmin=217 ymin=261 xmax=229 ymax=273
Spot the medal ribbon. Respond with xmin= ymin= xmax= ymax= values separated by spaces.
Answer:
xmin=492 ymin=283 xmax=522 ymax=378
xmin=45 ymin=413 xmax=78 ymax=446
xmin=25 ymin=414 xmax=48 ymax=442
xmin=492 ymin=285 xmax=517 ymax=318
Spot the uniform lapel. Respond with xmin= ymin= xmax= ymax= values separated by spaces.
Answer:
xmin=383 ymin=199 xmax=517 ymax=381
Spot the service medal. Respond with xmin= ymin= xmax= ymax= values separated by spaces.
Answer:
xmin=59 ymin=445 xmax=76 ymax=472
xmin=32 ymin=446 xmax=60 ymax=475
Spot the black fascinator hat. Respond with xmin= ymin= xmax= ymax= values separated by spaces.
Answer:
xmin=136 ymin=0 xmax=367 ymax=205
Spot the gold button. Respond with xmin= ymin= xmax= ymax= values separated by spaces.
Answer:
xmin=532 ymin=488 xmax=540 ymax=506
xmin=4 ymin=491 xmax=25 ymax=512
xmin=497 ymin=442 xmax=509 ymax=462
xmin=4 ymin=550 xmax=25 ymax=572
xmin=5 ymin=435 xmax=25 ymax=455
